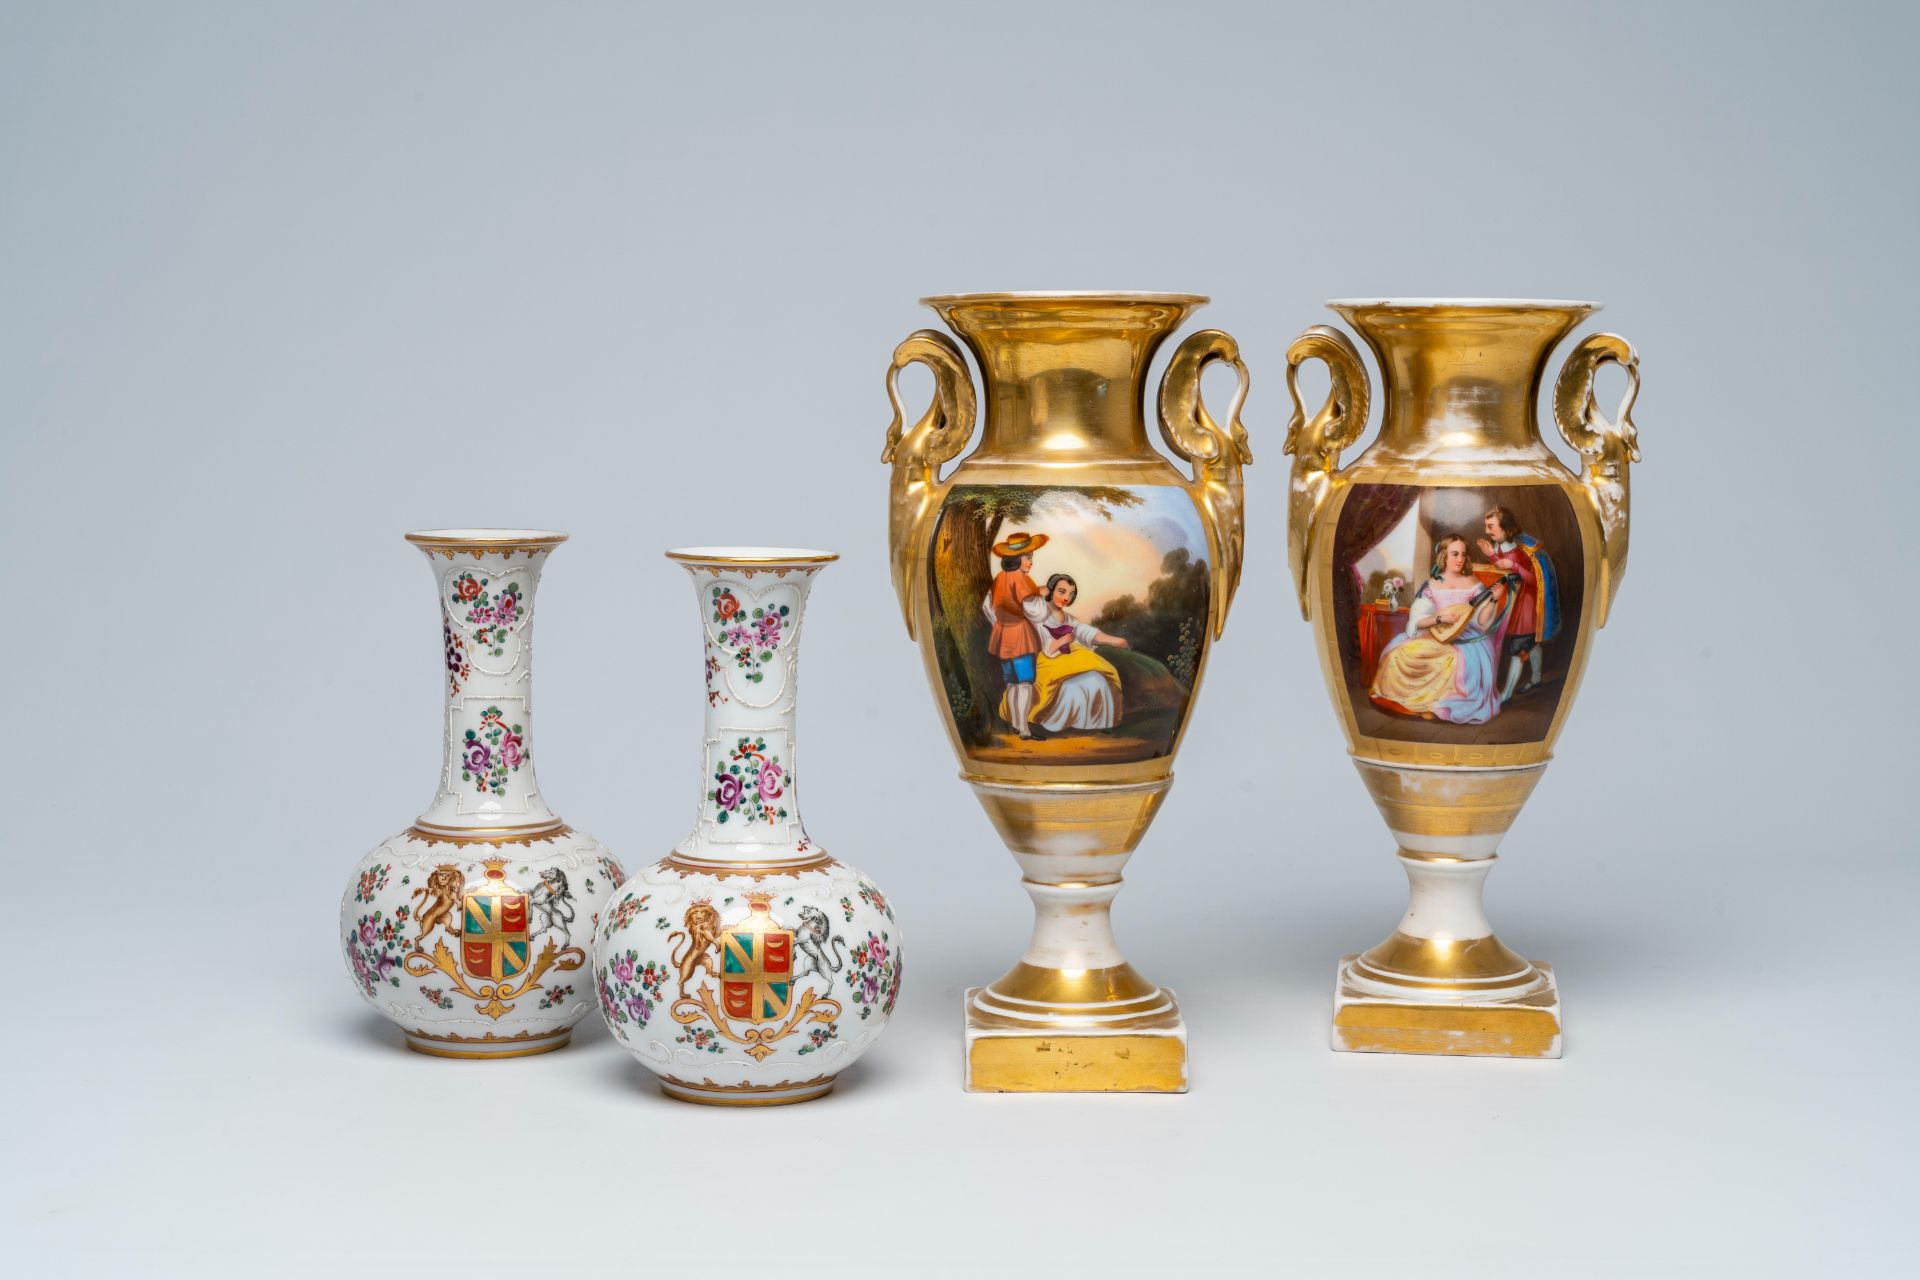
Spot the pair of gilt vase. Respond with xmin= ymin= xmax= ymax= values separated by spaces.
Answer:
xmin=882 ymin=293 xmax=1641 ymax=1087
xmin=341 ymin=535 xmax=897 ymax=1106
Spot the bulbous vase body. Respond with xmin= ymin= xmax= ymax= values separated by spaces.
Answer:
xmin=1284 ymin=300 xmax=1643 ymax=1057
xmin=882 ymin=293 xmax=1253 ymax=1092
xmin=592 ymin=549 xmax=900 ymax=1106
xmin=341 ymin=530 xmax=623 ymax=1058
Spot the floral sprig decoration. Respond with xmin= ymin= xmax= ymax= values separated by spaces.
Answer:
xmin=675 ymin=1024 xmax=726 ymax=1054
xmin=846 ymin=931 xmax=900 ymax=1021
xmin=443 ymin=619 xmax=470 ymax=696
xmin=857 ymin=881 xmax=892 ymax=921
xmin=713 ymin=736 xmax=789 ymax=825
xmin=600 ymin=892 xmax=650 ymax=943
xmin=795 ymin=1023 xmax=839 ymax=1055
xmin=344 ymin=904 xmax=412 ymax=999
xmin=451 ymin=573 xmax=524 ymax=657
xmin=596 ymin=951 xmax=670 ymax=1033
xmin=461 ymin=706 xmax=529 ymax=797
xmin=710 ymin=586 xmax=787 ymax=684
xmin=354 ymin=863 xmax=391 ymax=905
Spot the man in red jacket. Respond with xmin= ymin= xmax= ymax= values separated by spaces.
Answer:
xmin=982 ymin=531 xmax=1048 ymax=739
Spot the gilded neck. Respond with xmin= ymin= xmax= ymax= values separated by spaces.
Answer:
xmin=1330 ymin=299 xmax=1594 ymax=463
xmin=925 ymin=292 xmax=1206 ymax=465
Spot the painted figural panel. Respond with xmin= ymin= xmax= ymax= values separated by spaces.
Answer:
xmin=1332 ymin=482 xmax=1584 ymax=747
xmin=928 ymin=484 xmax=1210 ymax=766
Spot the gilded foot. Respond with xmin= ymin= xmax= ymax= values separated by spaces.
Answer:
xmin=1330 ymin=957 xmax=1561 ymax=1058
xmin=402 ymin=1026 xmax=573 ymax=1060
xmin=963 ymin=986 xmax=1188 ymax=1093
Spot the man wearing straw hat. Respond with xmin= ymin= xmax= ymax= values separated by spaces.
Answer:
xmin=981 ymin=531 xmax=1049 ymax=740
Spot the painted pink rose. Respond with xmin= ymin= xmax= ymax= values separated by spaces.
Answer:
xmin=613 ymin=955 xmax=635 ymax=984
xmin=757 ymin=761 xmax=784 ymax=800
xmin=862 ymin=974 xmax=880 ymax=1003
xmin=359 ymin=921 xmax=375 ymax=945
xmin=500 ymin=731 xmax=525 ymax=768
xmin=714 ymin=773 xmax=744 ymax=810
xmin=464 ymin=741 xmax=491 ymax=773
xmin=725 ymin=625 xmax=751 ymax=647
xmin=495 ymin=593 xmax=518 ymax=624
xmin=756 ymin=613 xmax=781 ymax=645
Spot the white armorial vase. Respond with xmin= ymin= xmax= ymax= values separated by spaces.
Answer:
xmin=592 ymin=548 xmax=900 ymax=1106
xmin=341 ymin=530 xmax=624 ymax=1059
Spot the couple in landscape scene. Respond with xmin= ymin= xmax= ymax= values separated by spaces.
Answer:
xmin=982 ymin=531 xmax=1131 ymax=741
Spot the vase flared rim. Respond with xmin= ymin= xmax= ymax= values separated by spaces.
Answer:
xmin=664 ymin=546 xmax=838 ymax=566
xmin=920 ymin=290 xmax=1209 ymax=308
xmin=405 ymin=528 xmax=568 ymax=549
xmin=1326 ymin=297 xmax=1599 ymax=312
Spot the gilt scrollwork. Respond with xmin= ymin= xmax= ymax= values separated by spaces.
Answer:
xmin=1282 ymin=325 xmax=1372 ymax=621
xmin=1156 ymin=329 xmax=1254 ymax=639
xmin=881 ymin=330 xmax=977 ymax=639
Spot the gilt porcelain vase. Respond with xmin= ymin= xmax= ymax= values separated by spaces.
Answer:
xmin=1283 ymin=299 xmax=1642 ymax=1058
xmin=592 ymin=548 xmax=900 ymax=1106
xmin=881 ymin=292 xmax=1252 ymax=1092
xmin=341 ymin=530 xmax=624 ymax=1058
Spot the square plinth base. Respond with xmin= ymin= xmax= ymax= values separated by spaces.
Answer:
xmin=1331 ymin=958 xmax=1562 ymax=1059
xmin=964 ymin=987 xmax=1189 ymax=1093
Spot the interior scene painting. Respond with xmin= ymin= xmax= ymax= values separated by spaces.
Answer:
xmin=928 ymin=485 xmax=1208 ymax=766
xmin=1332 ymin=483 xmax=1585 ymax=746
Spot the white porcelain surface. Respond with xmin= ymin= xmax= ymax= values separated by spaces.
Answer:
xmin=592 ymin=552 xmax=899 ymax=1101
xmin=339 ymin=534 xmax=622 ymax=1055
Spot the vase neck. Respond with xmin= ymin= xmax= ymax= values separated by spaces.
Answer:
xmin=407 ymin=534 xmax=564 ymax=837
xmin=668 ymin=551 xmax=833 ymax=868
xmin=928 ymin=293 xmax=1204 ymax=466
xmin=1331 ymin=300 xmax=1593 ymax=462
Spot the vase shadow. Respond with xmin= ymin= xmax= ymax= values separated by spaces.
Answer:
xmin=335 ymin=1007 xmax=407 ymax=1054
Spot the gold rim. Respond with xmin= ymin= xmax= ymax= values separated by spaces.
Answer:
xmin=661 ymin=854 xmax=837 ymax=879
xmin=663 ymin=547 xmax=839 ymax=565
xmin=920 ymin=290 xmax=1208 ymax=307
xmin=658 ymin=1078 xmax=835 ymax=1107
xmin=405 ymin=822 xmax=572 ymax=847
xmin=405 ymin=1025 xmax=571 ymax=1045
xmin=409 ymin=818 xmax=567 ymax=837
xmin=1324 ymin=297 xmax=1598 ymax=311
xmin=406 ymin=529 xmax=568 ymax=554
xmin=405 ymin=1032 xmax=571 ymax=1060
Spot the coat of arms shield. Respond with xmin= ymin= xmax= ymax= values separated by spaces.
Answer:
xmin=461 ymin=862 xmax=531 ymax=980
xmin=719 ymin=896 xmax=794 ymax=1023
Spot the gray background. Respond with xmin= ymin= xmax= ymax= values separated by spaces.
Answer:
xmin=3 ymin=1 xmax=1912 ymax=1274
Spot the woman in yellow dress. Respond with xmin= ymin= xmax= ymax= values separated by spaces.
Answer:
xmin=1000 ymin=574 xmax=1131 ymax=734
xmin=1369 ymin=535 xmax=1512 ymax=725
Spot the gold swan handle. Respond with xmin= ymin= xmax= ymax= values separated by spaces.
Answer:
xmin=882 ymin=329 xmax=977 ymax=639
xmin=1282 ymin=325 xmax=1371 ymax=621
xmin=1157 ymin=329 xmax=1253 ymax=640
xmin=1553 ymin=333 xmax=1641 ymax=628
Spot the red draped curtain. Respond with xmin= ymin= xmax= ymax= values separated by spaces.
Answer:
xmin=1331 ymin=484 xmax=1421 ymax=678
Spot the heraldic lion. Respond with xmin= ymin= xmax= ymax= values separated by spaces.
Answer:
xmin=410 ymin=864 xmax=465 ymax=943
xmin=668 ymin=901 xmax=722 ymax=995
